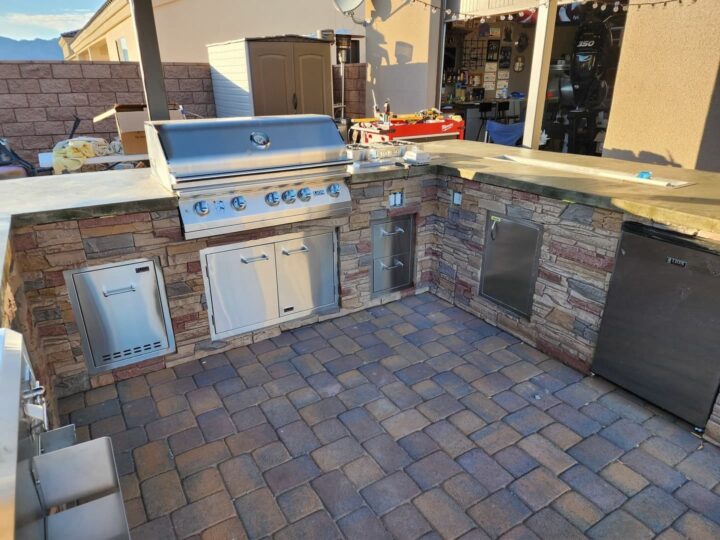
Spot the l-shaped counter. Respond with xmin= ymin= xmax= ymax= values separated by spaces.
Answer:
xmin=3 ymin=139 xmax=720 ymax=441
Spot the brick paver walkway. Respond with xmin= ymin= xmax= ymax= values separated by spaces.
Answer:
xmin=60 ymin=293 xmax=720 ymax=539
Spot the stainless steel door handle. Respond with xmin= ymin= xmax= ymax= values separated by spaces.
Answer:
xmin=281 ymin=245 xmax=309 ymax=256
xmin=381 ymin=227 xmax=405 ymax=237
xmin=490 ymin=219 xmax=498 ymax=241
xmin=103 ymin=285 xmax=136 ymax=297
xmin=381 ymin=259 xmax=404 ymax=271
xmin=240 ymin=253 xmax=269 ymax=264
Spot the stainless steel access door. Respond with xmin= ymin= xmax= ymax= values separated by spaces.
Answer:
xmin=66 ymin=259 xmax=175 ymax=372
xmin=480 ymin=212 xmax=543 ymax=318
xmin=275 ymin=232 xmax=335 ymax=316
xmin=205 ymin=244 xmax=279 ymax=337
xmin=592 ymin=222 xmax=720 ymax=429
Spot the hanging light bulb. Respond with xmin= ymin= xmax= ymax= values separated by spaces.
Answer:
xmin=500 ymin=14 xmax=506 ymax=20
xmin=529 ymin=7 xmax=536 ymax=12
xmin=480 ymin=17 xmax=486 ymax=23
xmin=592 ymin=1 xmax=599 ymax=7
xmin=600 ymin=3 xmax=607 ymax=10
xmin=623 ymin=4 xmax=628 ymax=10
xmin=445 ymin=8 xmax=452 ymax=15
xmin=431 ymin=6 xmax=438 ymax=13
xmin=508 ymin=13 xmax=513 ymax=20
xmin=518 ymin=11 xmax=524 ymax=16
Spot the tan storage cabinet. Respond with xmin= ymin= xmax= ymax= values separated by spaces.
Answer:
xmin=208 ymin=35 xmax=333 ymax=117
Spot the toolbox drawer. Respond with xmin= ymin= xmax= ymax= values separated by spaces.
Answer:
xmin=372 ymin=253 xmax=412 ymax=294
xmin=371 ymin=217 xmax=413 ymax=259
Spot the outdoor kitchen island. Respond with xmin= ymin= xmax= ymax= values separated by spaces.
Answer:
xmin=4 ymin=138 xmax=720 ymax=447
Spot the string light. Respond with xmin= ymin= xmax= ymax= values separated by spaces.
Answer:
xmin=409 ymin=0 xmax=688 ymax=21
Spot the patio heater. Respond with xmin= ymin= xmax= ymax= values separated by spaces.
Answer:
xmin=335 ymin=31 xmax=363 ymax=120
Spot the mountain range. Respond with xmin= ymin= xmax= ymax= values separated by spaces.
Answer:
xmin=0 ymin=36 xmax=63 ymax=60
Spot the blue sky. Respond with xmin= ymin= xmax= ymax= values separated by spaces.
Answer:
xmin=0 ymin=0 xmax=105 ymax=40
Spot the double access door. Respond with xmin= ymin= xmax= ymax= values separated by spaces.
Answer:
xmin=249 ymin=41 xmax=332 ymax=116
xmin=201 ymin=231 xmax=337 ymax=340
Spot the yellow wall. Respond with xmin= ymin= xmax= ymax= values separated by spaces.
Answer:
xmin=603 ymin=0 xmax=720 ymax=171
xmin=102 ymin=17 xmax=139 ymax=61
xmin=364 ymin=0 xmax=441 ymax=113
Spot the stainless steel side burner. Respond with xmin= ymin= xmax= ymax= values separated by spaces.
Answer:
xmin=146 ymin=115 xmax=352 ymax=239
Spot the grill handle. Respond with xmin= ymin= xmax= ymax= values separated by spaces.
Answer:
xmin=240 ymin=253 xmax=269 ymax=264
xmin=282 ymin=245 xmax=309 ymax=256
xmin=381 ymin=259 xmax=404 ymax=271
xmin=381 ymin=227 xmax=405 ymax=237
xmin=103 ymin=285 xmax=136 ymax=297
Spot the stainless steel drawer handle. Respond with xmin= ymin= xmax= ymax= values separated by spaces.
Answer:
xmin=381 ymin=227 xmax=405 ymax=237
xmin=281 ymin=245 xmax=309 ymax=256
xmin=240 ymin=253 xmax=269 ymax=264
xmin=103 ymin=285 xmax=136 ymax=297
xmin=381 ymin=259 xmax=404 ymax=271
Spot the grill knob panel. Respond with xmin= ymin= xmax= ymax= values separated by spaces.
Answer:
xmin=231 ymin=196 xmax=247 ymax=211
xmin=298 ymin=188 xmax=312 ymax=202
xmin=265 ymin=191 xmax=280 ymax=206
xmin=282 ymin=189 xmax=297 ymax=204
xmin=194 ymin=200 xmax=210 ymax=216
xmin=328 ymin=183 xmax=342 ymax=198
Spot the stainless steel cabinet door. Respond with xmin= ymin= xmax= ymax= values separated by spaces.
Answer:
xmin=372 ymin=217 xmax=413 ymax=259
xmin=480 ymin=213 xmax=542 ymax=318
xmin=70 ymin=260 xmax=172 ymax=370
xmin=206 ymin=244 xmax=279 ymax=335
xmin=275 ymin=232 xmax=335 ymax=315
xmin=373 ymin=253 xmax=412 ymax=293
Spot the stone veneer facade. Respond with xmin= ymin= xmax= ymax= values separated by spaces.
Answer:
xmin=8 ymin=170 xmax=720 ymax=443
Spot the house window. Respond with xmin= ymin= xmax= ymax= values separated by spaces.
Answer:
xmin=115 ymin=37 xmax=130 ymax=61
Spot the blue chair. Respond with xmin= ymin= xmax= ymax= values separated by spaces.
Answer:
xmin=485 ymin=120 xmax=525 ymax=146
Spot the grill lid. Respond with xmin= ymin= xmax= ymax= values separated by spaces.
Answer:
xmin=146 ymin=114 xmax=349 ymax=181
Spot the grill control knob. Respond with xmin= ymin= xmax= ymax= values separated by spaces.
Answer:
xmin=265 ymin=191 xmax=280 ymax=206
xmin=194 ymin=200 xmax=210 ymax=216
xmin=282 ymin=189 xmax=297 ymax=204
xmin=328 ymin=183 xmax=342 ymax=198
xmin=298 ymin=187 xmax=312 ymax=202
xmin=231 ymin=196 xmax=247 ymax=211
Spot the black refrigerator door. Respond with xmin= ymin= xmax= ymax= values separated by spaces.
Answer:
xmin=592 ymin=223 xmax=720 ymax=428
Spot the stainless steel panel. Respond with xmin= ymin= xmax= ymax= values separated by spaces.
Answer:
xmin=33 ymin=437 xmax=118 ymax=508
xmin=205 ymin=244 xmax=279 ymax=338
xmin=371 ymin=217 xmax=413 ymax=259
xmin=592 ymin=222 xmax=720 ymax=429
xmin=275 ymin=232 xmax=336 ymax=316
xmin=373 ymin=253 xmax=413 ymax=294
xmin=65 ymin=259 xmax=175 ymax=373
xmin=146 ymin=115 xmax=350 ymax=181
xmin=480 ymin=212 xmax=542 ymax=318
xmin=46 ymin=491 xmax=130 ymax=540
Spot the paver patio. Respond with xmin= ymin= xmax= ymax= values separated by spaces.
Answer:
xmin=59 ymin=293 xmax=720 ymax=539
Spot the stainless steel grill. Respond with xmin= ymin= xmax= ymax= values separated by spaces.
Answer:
xmin=145 ymin=115 xmax=352 ymax=239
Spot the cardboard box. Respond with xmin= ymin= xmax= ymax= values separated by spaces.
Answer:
xmin=93 ymin=104 xmax=183 ymax=155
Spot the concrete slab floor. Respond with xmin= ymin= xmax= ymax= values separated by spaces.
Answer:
xmin=60 ymin=293 xmax=720 ymax=539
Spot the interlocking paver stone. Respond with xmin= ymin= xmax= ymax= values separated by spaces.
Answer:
xmin=509 ymin=467 xmax=570 ymax=511
xmin=235 ymin=487 xmax=286 ymax=539
xmin=468 ymin=489 xmax=532 ymax=537
xmin=361 ymin=471 xmax=420 ymax=515
xmin=364 ymin=433 xmax=413 ymax=472
xmin=63 ymin=294 xmax=720 ymax=539
xmin=415 ymin=488 xmax=475 ymax=539
xmin=383 ymin=503 xmax=432 ymax=540
xmin=312 ymin=470 xmax=364 ymax=517
xmin=624 ymin=485 xmax=687 ymax=533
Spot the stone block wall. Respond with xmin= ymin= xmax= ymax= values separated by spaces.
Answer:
xmin=332 ymin=63 xmax=367 ymax=119
xmin=429 ymin=176 xmax=622 ymax=373
xmin=0 ymin=61 xmax=215 ymax=166
xmin=9 ymin=173 xmax=437 ymax=398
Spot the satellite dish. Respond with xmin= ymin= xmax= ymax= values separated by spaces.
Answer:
xmin=333 ymin=0 xmax=364 ymax=15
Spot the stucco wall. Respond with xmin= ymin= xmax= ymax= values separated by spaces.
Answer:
xmin=603 ymin=0 xmax=720 ymax=171
xmin=364 ymin=0 xmax=441 ymax=113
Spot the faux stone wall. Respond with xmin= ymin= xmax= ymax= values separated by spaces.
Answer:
xmin=332 ymin=63 xmax=367 ymax=119
xmin=9 ymin=173 xmax=437 ymax=398
xmin=428 ymin=176 xmax=622 ymax=374
xmin=0 ymin=61 xmax=215 ymax=166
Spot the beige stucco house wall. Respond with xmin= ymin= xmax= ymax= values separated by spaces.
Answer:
xmin=602 ymin=0 xmax=720 ymax=172
xmin=62 ymin=0 xmax=366 ymax=63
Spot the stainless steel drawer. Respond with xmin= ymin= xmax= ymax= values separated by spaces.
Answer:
xmin=205 ymin=244 xmax=279 ymax=336
xmin=275 ymin=232 xmax=336 ymax=316
xmin=65 ymin=259 xmax=175 ymax=372
xmin=373 ymin=253 xmax=412 ymax=294
xmin=372 ymin=217 xmax=413 ymax=259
